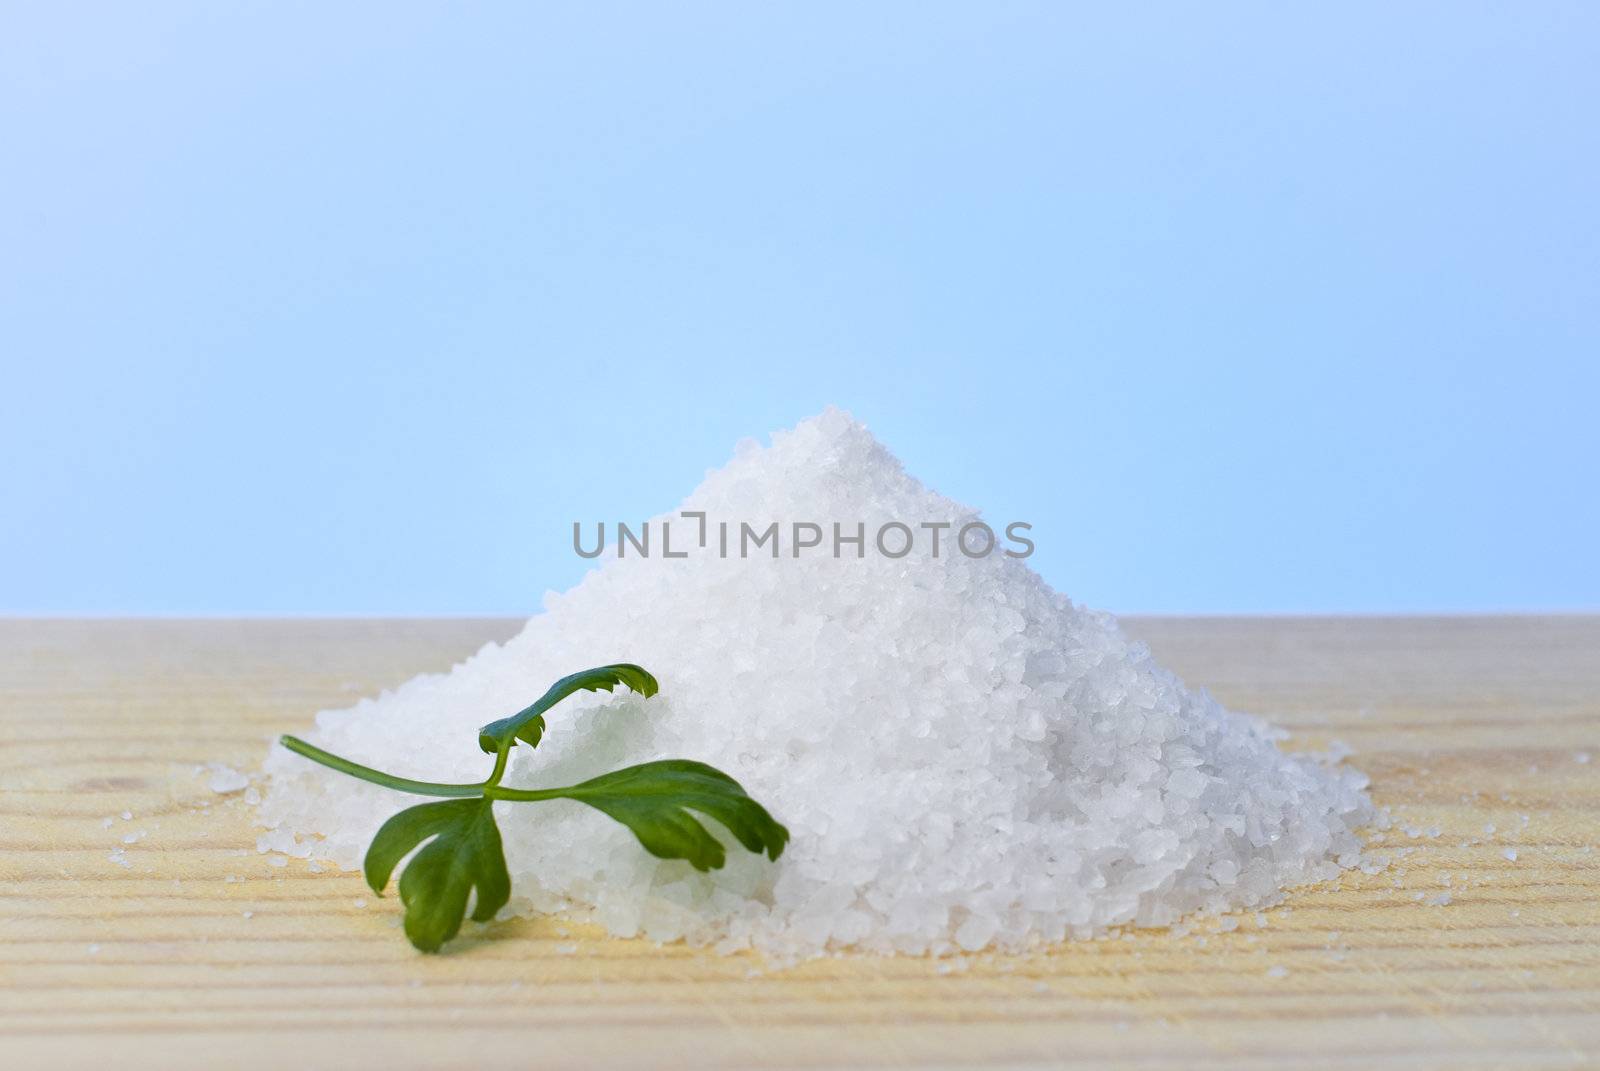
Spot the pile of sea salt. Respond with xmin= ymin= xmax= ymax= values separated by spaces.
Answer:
xmin=256 ymin=407 xmax=1376 ymax=958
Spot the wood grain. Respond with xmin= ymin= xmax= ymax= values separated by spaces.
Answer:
xmin=2 ymin=617 xmax=1597 ymax=1070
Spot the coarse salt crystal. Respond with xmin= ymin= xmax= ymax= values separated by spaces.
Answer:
xmin=208 ymin=765 xmax=250 ymax=794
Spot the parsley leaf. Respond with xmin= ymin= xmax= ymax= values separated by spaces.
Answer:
xmin=281 ymin=663 xmax=787 ymax=953
xmin=489 ymin=760 xmax=789 ymax=872
xmin=477 ymin=663 xmax=658 ymax=755
xmin=363 ymin=798 xmax=510 ymax=952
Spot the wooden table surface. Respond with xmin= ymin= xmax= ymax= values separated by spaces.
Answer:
xmin=3 ymin=617 xmax=1597 ymax=1069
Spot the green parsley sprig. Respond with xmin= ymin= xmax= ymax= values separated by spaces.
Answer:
xmin=280 ymin=664 xmax=788 ymax=952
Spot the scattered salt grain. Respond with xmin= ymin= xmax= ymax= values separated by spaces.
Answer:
xmin=208 ymin=765 xmax=250 ymax=794
xmin=255 ymin=409 xmax=1377 ymax=958
xmin=1503 ymin=848 xmax=1518 ymax=862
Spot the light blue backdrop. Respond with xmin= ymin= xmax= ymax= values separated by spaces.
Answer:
xmin=3 ymin=3 xmax=1596 ymax=614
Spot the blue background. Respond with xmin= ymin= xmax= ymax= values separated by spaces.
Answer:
xmin=4 ymin=3 xmax=1596 ymax=615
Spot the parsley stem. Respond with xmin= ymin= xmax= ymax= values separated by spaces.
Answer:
xmin=481 ymin=784 xmax=565 ymax=802
xmin=279 ymin=735 xmax=487 ymax=798
xmin=485 ymin=744 xmax=511 ymax=788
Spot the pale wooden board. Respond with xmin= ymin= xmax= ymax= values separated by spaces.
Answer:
xmin=2 ymin=617 xmax=1597 ymax=1070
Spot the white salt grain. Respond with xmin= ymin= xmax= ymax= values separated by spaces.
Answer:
xmin=208 ymin=765 xmax=250 ymax=794
xmin=255 ymin=409 xmax=1376 ymax=958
